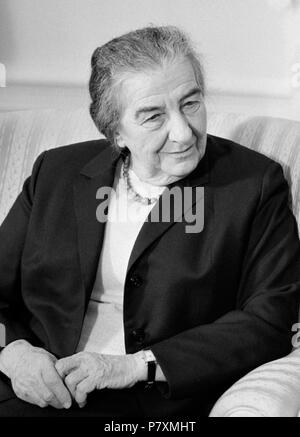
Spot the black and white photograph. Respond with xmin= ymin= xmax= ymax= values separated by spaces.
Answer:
xmin=0 ymin=0 xmax=300 ymax=421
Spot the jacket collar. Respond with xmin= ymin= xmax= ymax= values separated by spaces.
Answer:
xmin=80 ymin=137 xmax=210 ymax=187
xmin=80 ymin=143 xmax=123 ymax=179
xmin=74 ymin=137 xmax=211 ymax=299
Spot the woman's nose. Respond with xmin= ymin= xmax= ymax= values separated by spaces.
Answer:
xmin=168 ymin=113 xmax=193 ymax=145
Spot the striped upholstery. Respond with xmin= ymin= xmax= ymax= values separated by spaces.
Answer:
xmin=209 ymin=348 xmax=300 ymax=417
xmin=0 ymin=108 xmax=99 ymax=224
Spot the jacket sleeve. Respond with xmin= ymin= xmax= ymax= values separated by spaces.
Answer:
xmin=0 ymin=151 xmax=47 ymax=351
xmin=151 ymin=161 xmax=300 ymax=400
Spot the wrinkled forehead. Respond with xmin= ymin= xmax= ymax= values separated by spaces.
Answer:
xmin=116 ymin=57 xmax=201 ymax=114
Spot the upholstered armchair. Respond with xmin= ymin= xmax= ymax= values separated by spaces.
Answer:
xmin=207 ymin=113 xmax=300 ymax=417
xmin=0 ymin=108 xmax=299 ymax=416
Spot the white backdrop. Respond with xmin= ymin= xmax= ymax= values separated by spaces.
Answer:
xmin=0 ymin=0 xmax=300 ymax=119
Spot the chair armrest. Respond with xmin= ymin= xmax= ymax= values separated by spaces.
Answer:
xmin=209 ymin=348 xmax=300 ymax=417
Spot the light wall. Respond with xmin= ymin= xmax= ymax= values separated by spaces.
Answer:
xmin=0 ymin=0 xmax=300 ymax=119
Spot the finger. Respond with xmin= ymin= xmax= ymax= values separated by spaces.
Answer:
xmin=13 ymin=370 xmax=66 ymax=410
xmin=39 ymin=384 xmax=63 ymax=409
xmin=24 ymin=392 xmax=48 ymax=409
xmin=64 ymin=368 xmax=86 ymax=398
xmin=19 ymin=390 xmax=47 ymax=408
xmin=40 ymin=384 xmax=69 ymax=409
xmin=42 ymin=366 xmax=72 ymax=408
xmin=12 ymin=379 xmax=48 ymax=409
xmin=74 ymin=378 xmax=95 ymax=408
xmin=37 ymin=375 xmax=67 ymax=409
xmin=55 ymin=356 xmax=80 ymax=379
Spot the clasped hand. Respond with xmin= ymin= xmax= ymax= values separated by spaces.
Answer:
xmin=0 ymin=340 xmax=145 ymax=409
xmin=0 ymin=340 xmax=72 ymax=409
xmin=55 ymin=351 xmax=144 ymax=408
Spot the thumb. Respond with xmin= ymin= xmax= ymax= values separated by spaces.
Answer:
xmin=55 ymin=356 xmax=79 ymax=378
xmin=55 ymin=358 xmax=69 ymax=378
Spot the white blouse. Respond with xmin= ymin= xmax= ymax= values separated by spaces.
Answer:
xmin=76 ymin=159 xmax=166 ymax=355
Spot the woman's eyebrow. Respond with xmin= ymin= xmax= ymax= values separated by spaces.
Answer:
xmin=180 ymin=87 xmax=202 ymax=102
xmin=134 ymin=87 xmax=202 ymax=119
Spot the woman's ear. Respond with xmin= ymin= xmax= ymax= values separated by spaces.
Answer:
xmin=115 ymin=132 xmax=126 ymax=149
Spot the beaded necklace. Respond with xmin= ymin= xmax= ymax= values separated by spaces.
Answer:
xmin=122 ymin=154 xmax=160 ymax=205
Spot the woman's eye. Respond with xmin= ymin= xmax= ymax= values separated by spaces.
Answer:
xmin=183 ymin=101 xmax=200 ymax=110
xmin=144 ymin=113 xmax=162 ymax=123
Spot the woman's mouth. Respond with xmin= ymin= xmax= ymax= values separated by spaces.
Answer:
xmin=169 ymin=144 xmax=195 ymax=157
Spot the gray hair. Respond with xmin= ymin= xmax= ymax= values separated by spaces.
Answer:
xmin=89 ymin=25 xmax=205 ymax=146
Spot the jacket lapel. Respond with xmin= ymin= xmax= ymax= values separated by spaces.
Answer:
xmin=73 ymin=145 xmax=121 ymax=301
xmin=127 ymin=144 xmax=211 ymax=273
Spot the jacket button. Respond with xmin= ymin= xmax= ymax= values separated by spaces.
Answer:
xmin=130 ymin=328 xmax=145 ymax=344
xmin=129 ymin=274 xmax=143 ymax=287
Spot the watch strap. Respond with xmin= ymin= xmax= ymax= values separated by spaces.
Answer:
xmin=142 ymin=350 xmax=157 ymax=386
xmin=147 ymin=359 xmax=156 ymax=384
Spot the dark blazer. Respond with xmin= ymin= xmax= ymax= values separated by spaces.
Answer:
xmin=0 ymin=134 xmax=299 ymax=415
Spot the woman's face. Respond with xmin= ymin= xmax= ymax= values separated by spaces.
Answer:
xmin=116 ymin=57 xmax=207 ymax=186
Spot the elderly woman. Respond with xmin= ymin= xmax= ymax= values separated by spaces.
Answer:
xmin=0 ymin=26 xmax=299 ymax=417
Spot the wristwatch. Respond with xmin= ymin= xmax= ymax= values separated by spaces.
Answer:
xmin=142 ymin=349 xmax=157 ymax=385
